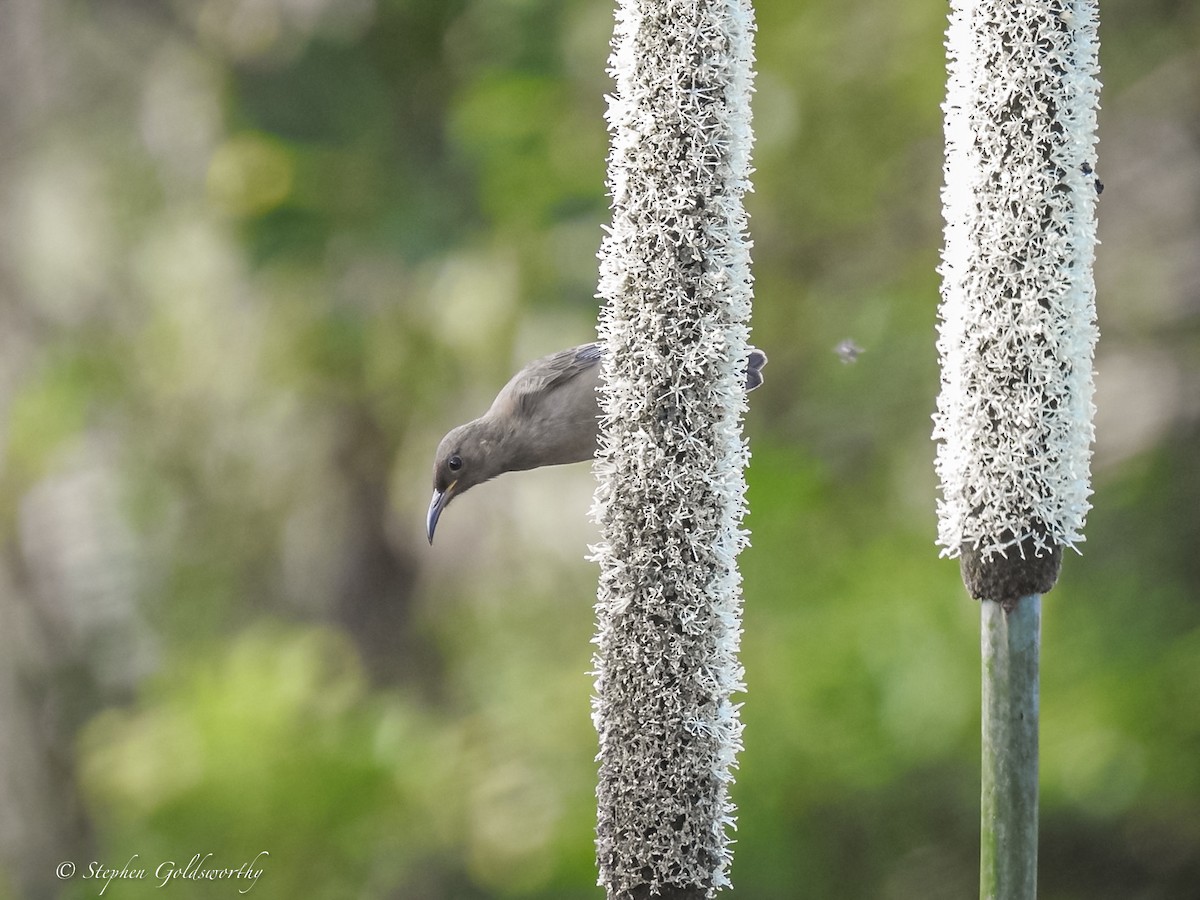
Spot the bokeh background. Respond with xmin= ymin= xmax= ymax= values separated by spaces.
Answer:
xmin=1 ymin=1 xmax=1197 ymax=898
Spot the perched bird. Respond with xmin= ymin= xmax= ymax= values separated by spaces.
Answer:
xmin=427 ymin=342 xmax=766 ymax=543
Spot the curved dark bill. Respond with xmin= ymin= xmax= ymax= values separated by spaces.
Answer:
xmin=426 ymin=488 xmax=450 ymax=544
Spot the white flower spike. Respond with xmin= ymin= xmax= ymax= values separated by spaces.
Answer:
xmin=589 ymin=0 xmax=757 ymax=896
xmin=935 ymin=0 xmax=1101 ymax=606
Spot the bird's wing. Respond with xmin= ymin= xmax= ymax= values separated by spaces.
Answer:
xmin=494 ymin=343 xmax=603 ymax=421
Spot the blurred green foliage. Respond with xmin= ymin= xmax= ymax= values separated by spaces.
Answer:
xmin=0 ymin=0 xmax=1198 ymax=898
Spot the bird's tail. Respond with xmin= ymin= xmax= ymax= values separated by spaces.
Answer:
xmin=746 ymin=348 xmax=767 ymax=392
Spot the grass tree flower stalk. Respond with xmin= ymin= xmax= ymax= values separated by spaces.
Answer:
xmin=589 ymin=0 xmax=757 ymax=897
xmin=935 ymin=2 xmax=1101 ymax=898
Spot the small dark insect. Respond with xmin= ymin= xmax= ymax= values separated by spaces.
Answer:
xmin=835 ymin=339 xmax=863 ymax=364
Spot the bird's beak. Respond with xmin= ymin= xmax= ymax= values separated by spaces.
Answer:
xmin=426 ymin=481 xmax=456 ymax=544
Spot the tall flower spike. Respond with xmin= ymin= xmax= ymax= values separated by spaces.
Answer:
xmin=589 ymin=0 xmax=756 ymax=896
xmin=935 ymin=0 xmax=1101 ymax=606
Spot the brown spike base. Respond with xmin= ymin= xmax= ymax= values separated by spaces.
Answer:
xmin=960 ymin=534 xmax=1062 ymax=612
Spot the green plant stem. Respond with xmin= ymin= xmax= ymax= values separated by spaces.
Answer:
xmin=980 ymin=593 xmax=1040 ymax=900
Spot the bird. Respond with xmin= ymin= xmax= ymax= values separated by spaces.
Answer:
xmin=427 ymin=342 xmax=766 ymax=543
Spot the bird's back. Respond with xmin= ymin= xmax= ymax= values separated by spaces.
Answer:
xmin=487 ymin=343 xmax=603 ymax=468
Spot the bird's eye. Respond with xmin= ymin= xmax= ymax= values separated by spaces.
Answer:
xmin=448 ymin=455 xmax=463 ymax=472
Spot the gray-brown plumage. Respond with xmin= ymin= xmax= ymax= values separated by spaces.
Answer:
xmin=427 ymin=342 xmax=766 ymax=542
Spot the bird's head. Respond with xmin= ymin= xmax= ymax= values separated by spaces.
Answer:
xmin=427 ymin=420 xmax=504 ymax=543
